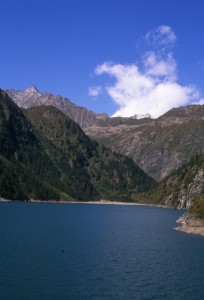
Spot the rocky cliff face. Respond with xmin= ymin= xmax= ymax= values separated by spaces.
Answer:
xmin=148 ymin=154 xmax=204 ymax=209
xmin=164 ymin=168 xmax=204 ymax=209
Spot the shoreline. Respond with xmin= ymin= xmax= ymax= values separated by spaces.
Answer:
xmin=174 ymin=212 xmax=204 ymax=237
xmin=0 ymin=198 xmax=169 ymax=208
xmin=79 ymin=199 xmax=168 ymax=208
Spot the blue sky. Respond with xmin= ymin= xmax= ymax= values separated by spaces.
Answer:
xmin=1 ymin=0 xmax=204 ymax=117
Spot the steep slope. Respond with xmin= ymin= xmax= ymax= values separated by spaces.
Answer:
xmin=86 ymin=105 xmax=204 ymax=180
xmin=126 ymin=149 xmax=204 ymax=236
xmin=0 ymin=90 xmax=155 ymax=201
xmin=148 ymin=152 xmax=204 ymax=236
xmin=0 ymin=90 xmax=65 ymax=200
xmin=25 ymin=105 xmax=155 ymax=201
xmin=130 ymin=152 xmax=204 ymax=229
xmin=144 ymin=153 xmax=204 ymax=211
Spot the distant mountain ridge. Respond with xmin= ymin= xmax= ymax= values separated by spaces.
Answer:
xmin=7 ymin=86 xmax=152 ymax=128
xmin=7 ymin=86 xmax=100 ymax=128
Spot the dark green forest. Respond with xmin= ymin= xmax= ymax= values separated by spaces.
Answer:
xmin=0 ymin=90 xmax=155 ymax=201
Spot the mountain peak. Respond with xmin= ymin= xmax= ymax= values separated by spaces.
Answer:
xmin=131 ymin=113 xmax=152 ymax=119
xmin=25 ymin=85 xmax=41 ymax=95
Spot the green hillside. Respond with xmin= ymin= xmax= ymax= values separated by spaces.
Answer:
xmin=25 ymin=105 xmax=155 ymax=201
xmin=0 ymin=90 xmax=155 ymax=202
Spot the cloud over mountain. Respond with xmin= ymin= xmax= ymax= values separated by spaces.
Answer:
xmin=89 ymin=25 xmax=202 ymax=118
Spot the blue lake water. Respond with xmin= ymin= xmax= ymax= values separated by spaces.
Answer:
xmin=0 ymin=202 xmax=204 ymax=300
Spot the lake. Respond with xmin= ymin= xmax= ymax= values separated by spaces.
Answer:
xmin=0 ymin=202 xmax=204 ymax=299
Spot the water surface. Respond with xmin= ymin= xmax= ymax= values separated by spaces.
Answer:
xmin=0 ymin=202 xmax=204 ymax=299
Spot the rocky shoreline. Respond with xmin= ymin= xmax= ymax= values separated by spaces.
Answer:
xmin=174 ymin=212 xmax=204 ymax=237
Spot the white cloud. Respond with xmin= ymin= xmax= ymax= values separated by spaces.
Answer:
xmin=145 ymin=25 xmax=176 ymax=49
xmin=95 ymin=62 xmax=198 ymax=118
xmin=90 ymin=25 xmax=202 ymax=118
xmin=88 ymin=86 xmax=102 ymax=97
xmin=143 ymin=51 xmax=177 ymax=82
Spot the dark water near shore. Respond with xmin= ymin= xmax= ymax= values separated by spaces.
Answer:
xmin=1 ymin=202 xmax=204 ymax=300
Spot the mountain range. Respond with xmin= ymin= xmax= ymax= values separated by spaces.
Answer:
xmin=7 ymin=86 xmax=204 ymax=181
xmin=3 ymin=86 xmax=204 ymax=219
xmin=7 ymin=86 xmax=107 ymax=128
xmin=86 ymin=105 xmax=204 ymax=181
xmin=7 ymin=86 xmax=153 ymax=127
xmin=0 ymin=89 xmax=154 ymax=201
